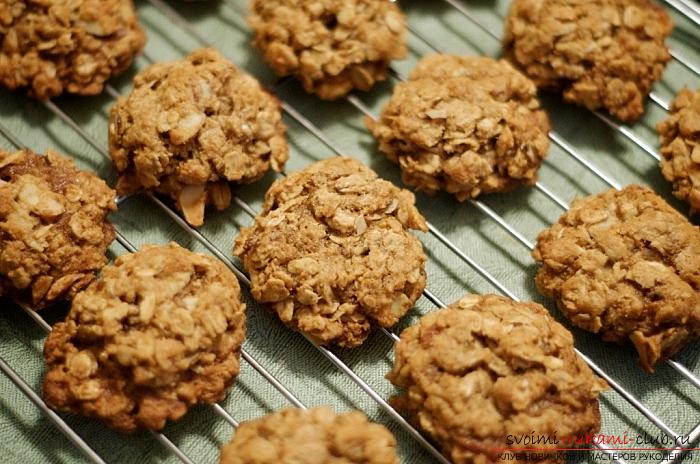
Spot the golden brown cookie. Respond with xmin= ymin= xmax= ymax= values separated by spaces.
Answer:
xmin=367 ymin=55 xmax=550 ymax=201
xmin=109 ymin=48 xmax=288 ymax=227
xmin=43 ymin=243 xmax=246 ymax=432
xmin=248 ymin=0 xmax=407 ymax=100
xmin=657 ymin=88 xmax=700 ymax=215
xmin=0 ymin=149 xmax=116 ymax=310
xmin=387 ymin=294 xmax=606 ymax=464
xmin=503 ymin=0 xmax=673 ymax=122
xmin=234 ymin=157 xmax=427 ymax=347
xmin=0 ymin=0 xmax=146 ymax=100
xmin=533 ymin=186 xmax=700 ymax=372
xmin=219 ymin=406 xmax=399 ymax=464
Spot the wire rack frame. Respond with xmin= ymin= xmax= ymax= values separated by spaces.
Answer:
xmin=0 ymin=0 xmax=698 ymax=463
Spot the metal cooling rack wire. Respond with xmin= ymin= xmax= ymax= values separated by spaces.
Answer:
xmin=664 ymin=0 xmax=700 ymax=29
xmin=0 ymin=124 xmax=317 ymax=464
xmin=140 ymin=0 xmax=697 ymax=460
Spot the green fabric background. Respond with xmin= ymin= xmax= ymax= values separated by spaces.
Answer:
xmin=0 ymin=0 xmax=699 ymax=463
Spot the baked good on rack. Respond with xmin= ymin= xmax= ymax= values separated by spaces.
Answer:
xmin=219 ymin=406 xmax=399 ymax=464
xmin=387 ymin=294 xmax=606 ymax=464
xmin=657 ymin=88 xmax=700 ymax=215
xmin=43 ymin=243 xmax=246 ymax=432
xmin=234 ymin=157 xmax=427 ymax=348
xmin=533 ymin=186 xmax=700 ymax=372
xmin=367 ymin=54 xmax=550 ymax=201
xmin=0 ymin=149 xmax=116 ymax=310
xmin=248 ymin=0 xmax=407 ymax=100
xmin=109 ymin=48 xmax=288 ymax=227
xmin=0 ymin=0 xmax=146 ymax=100
xmin=503 ymin=0 xmax=673 ymax=122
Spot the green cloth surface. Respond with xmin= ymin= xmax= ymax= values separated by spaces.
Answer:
xmin=1 ymin=0 xmax=699 ymax=463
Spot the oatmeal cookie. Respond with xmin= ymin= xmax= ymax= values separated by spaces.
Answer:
xmin=503 ymin=0 xmax=673 ymax=122
xmin=0 ymin=0 xmax=146 ymax=100
xmin=387 ymin=294 xmax=606 ymax=464
xmin=219 ymin=406 xmax=399 ymax=464
xmin=109 ymin=48 xmax=288 ymax=227
xmin=0 ymin=149 xmax=116 ymax=310
xmin=657 ymin=88 xmax=700 ymax=215
xmin=234 ymin=157 xmax=427 ymax=347
xmin=248 ymin=0 xmax=407 ymax=100
xmin=533 ymin=186 xmax=700 ymax=372
xmin=367 ymin=55 xmax=550 ymax=201
xmin=43 ymin=243 xmax=246 ymax=432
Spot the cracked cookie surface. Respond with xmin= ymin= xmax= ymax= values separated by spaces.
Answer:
xmin=109 ymin=48 xmax=288 ymax=227
xmin=0 ymin=149 xmax=116 ymax=310
xmin=387 ymin=294 xmax=606 ymax=464
xmin=234 ymin=157 xmax=427 ymax=347
xmin=0 ymin=0 xmax=145 ymax=100
xmin=43 ymin=243 xmax=246 ymax=432
xmin=367 ymin=55 xmax=550 ymax=201
xmin=220 ymin=406 xmax=399 ymax=464
xmin=533 ymin=186 xmax=700 ymax=372
xmin=503 ymin=0 xmax=673 ymax=121
xmin=248 ymin=0 xmax=407 ymax=100
xmin=657 ymin=88 xmax=700 ymax=215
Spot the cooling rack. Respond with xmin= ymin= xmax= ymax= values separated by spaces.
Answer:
xmin=0 ymin=0 xmax=699 ymax=463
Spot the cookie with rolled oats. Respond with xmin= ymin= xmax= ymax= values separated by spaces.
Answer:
xmin=109 ymin=48 xmax=288 ymax=227
xmin=367 ymin=54 xmax=550 ymax=200
xmin=657 ymin=88 xmax=700 ymax=215
xmin=388 ymin=294 xmax=606 ymax=464
xmin=0 ymin=149 xmax=116 ymax=309
xmin=503 ymin=0 xmax=673 ymax=121
xmin=248 ymin=0 xmax=407 ymax=100
xmin=220 ymin=406 xmax=399 ymax=464
xmin=533 ymin=185 xmax=700 ymax=372
xmin=234 ymin=157 xmax=427 ymax=347
xmin=0 ymin=0 xmax=146 ymax=100
xmin=43 ymin=242 xmax=246 ymax=432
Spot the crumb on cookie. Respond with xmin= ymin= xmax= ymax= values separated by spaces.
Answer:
xmin=387 ymin=294 xmax=606 ymax=464
xmin=219 ymin=406 xmax=400 ymax=464
xmin=43 ymin=242 xmax=246 ymax=432
xmin=109 ymin=48 xmax=289 ymax=227
xmin=533 ymin=185 xmax=700 ymax=372
xmin=0 ymin=149 xmax=116 ymax=309
xmin=234 ymin=157 xmax=427 ymax=348
xmin=248 ymin=0 xmax=407 ymax=100
xmin=503 ymin=0 xmax=673 ymax=122
xmin=367 ymin=54 xmax=550 ymax=200
xmin=657 ymin=88 xmax=700 ymax=215
xmin=0 ymin=0 xmax=146 ymax=100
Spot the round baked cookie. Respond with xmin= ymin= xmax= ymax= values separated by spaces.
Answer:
xmin=657 ymin=88 xmax=700 ymax=215
xmin=503 ymin=0 xmax=673 ymax=122
xmin=248 ymin=0 xmax=407 ymax=100
xmin=43 ymin=243 xmax=246 ymax=432
xmin=109 ymin=48 xmax=289 ymax=227
xmin=367 ymin=54 xmax=550 ymax=201
xmin=0 ymin=149 xmax=116 ymax=310
xmin=234 ymin=157 xmax=427 ymax=348
xmin=533 ymin=185 xmax=700 ymax=372
xmin=219 ymin=406 xmax=399 ymax=464
xmin=387 ymin=294 xmax=606 ymax=464
xmin=0 ymin=0 xmax=146 ymax=100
